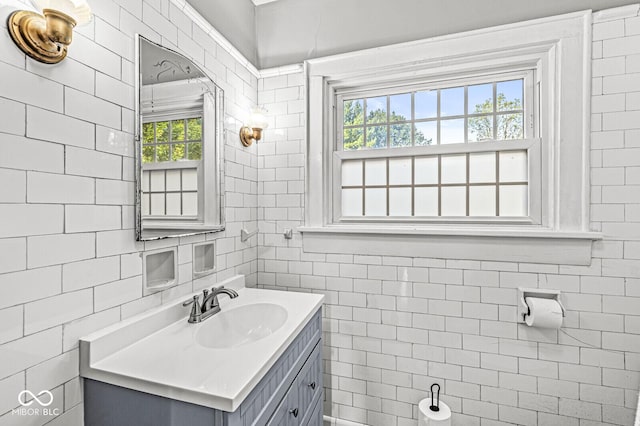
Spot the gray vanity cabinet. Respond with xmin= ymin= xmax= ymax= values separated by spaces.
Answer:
xmin=84 ymin=308 xmax=323 ymax=426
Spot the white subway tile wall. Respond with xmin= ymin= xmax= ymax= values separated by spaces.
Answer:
xmin=0 ymin=0 xmax=258 ymax=424
xmin=257 ymin=9 xmax=640 ymax=426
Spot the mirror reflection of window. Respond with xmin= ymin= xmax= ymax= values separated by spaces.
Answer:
xmin=141 ymin=118 xmax=202 ymax=218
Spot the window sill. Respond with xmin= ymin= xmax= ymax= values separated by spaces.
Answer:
xmin=298 ymin=226 xmax=602 ymax=265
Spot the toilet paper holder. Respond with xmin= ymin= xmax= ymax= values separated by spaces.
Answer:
xmin=517 ymin=288 xmax=565 ymax=323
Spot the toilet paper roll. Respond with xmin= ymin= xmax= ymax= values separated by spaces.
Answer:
xmin=524 ymin=297 xmax=563 ymax=329
xmin=418 ymin=399 xmax=451 ymax=426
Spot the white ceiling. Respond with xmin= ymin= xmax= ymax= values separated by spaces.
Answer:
xmin=189 ymin=0 xmax=640 ymax=68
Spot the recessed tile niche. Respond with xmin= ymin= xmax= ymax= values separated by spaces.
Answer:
xmin=193 ymin=242 xmax=216 ymax=277
xmin=142 ymin=248 xmax=178 ymax=295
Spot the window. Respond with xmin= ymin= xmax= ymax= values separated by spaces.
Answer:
xmin=141 ymin=117 xmax=203 ymax=218
xmin=139 ymin=79 xmax=222 ymax=231
xmin=302 ymin=11 xmax=600 ymax=265
xmin=335 ymin=74 xmax=537 ymax=221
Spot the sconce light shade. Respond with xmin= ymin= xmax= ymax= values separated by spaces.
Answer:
xmin=8 ymin=0 xmax=91 ymax=64
xmin=248 ymin=108 xmax=269 ymax=130
xmin=240 ymin=107 xmax=269 ymax=147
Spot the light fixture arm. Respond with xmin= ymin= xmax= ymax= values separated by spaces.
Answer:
xmin=239 ymin=126 xmax=264 ymax=147
xmin=8 ymin=8 xmax=78 ymax=64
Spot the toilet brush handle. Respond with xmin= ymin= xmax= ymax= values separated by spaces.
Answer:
xmin=430 ymin=383 xmax=440 ymax=412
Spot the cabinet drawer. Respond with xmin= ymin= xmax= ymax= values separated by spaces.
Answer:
xmin=267 ymin=390 xmax=298 ymax=426
xmin=267 ymin=341 xmax=322 ymax=426
xmin=296 ymin=344 xmax=321 ymax=425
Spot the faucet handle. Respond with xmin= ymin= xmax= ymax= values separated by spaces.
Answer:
xmin=182 ymin=295 xmax=202 ymax=323
xmin=182 ymin=295 xmax=200 ymax=307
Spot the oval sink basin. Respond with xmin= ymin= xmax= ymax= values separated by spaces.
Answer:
xmin=196 ymin=303 xmax=288 ymax=349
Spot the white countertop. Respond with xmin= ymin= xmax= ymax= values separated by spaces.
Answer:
xmin=80 ymin=276 xmax=324 ymax=412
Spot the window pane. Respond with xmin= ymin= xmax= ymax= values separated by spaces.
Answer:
xmin=499 ymin=185 xmax=528 ymax=216
xmin=469 ymin=186 xmax=496 ymax=216
xmin=414 ymin=157 xmax=438 ymax=184
xmin=143 ymin=123 xmax=154 ymax=144
xmin=142 ymin=145 xmax=154 ymax=163
xmin=156 ymin=121 xmax=169 ymax=142
xmin=344 ymin=127 xmax=364 ymax=150
xmin=172 ymin=143 xmax=186 ymax=161
xmin=496 ymin=113 xmax=523 ymax=140
xmin=389 ymin=158 xmax=412 ymax=185
xmin=141 ymin=171 xmax=150 ymax=192
xmin=389 ymin=188 xmax=412 ymax=216
xmin=365 ymin=188 xmax=386 ymax=216
xmin=366 ymin=96 xmax=387 ymax=124
xmin=156 ymin=144 xmax=170 ymax=162
xmin=150 ymin=193 xmax=165 ymax=215
xmin=390 ymin=124 xmax=412 ymax=147
xmin=441 ymin=186 xmax=466 ymax=216
xmin=468 ymin=83 xmax=493 ymax=114
xmin=171 ymin=120 xmax=185 ymax=141
xmin=440 ymin=118 xmax=464 ymax=144
xmin=365 ymin=159 xmax=387 ymax=185
xmin=415 ymin=90 xmax=437 ymax=119
xmin=441 ymin=86 xmax=464 ymax=117
xmin=342 ymin=188 xmax=363 ymax=216
xmin=182 ymin=169 xmax=198 ymax=191
xmin=344 ymin=99 xmax=364 ymax=126
xmin=166 ymin=170 xmax=181 ymax=191
xmin=497 ymin=79 xmax=523 ymax=111
xmin=414 ymin=187 xmax=438 ymax=216
xmin=182 ymin=193 xmax=198 ymax=216
xmin=366 ymin=126 xmax=387 ymax=149
xmin=499 ymin=151 xmax=527 ymax=182
xmin=468 ymin=115 xmax=494 ymax=142
xmin=150 ymin=170 xmax=165 ymax=191
xmin=389 ymin=93 xmax=411 ymax=122
xmin=142 ymin=193 xmax=150 ymax=215
xmin=188 ymin=142 xmax=202 ymax=160
xmin=441 ymin=155 xmax=466 ymax=184
xmin=342 ymin=160 xmax=363 ymax=186
xmin=166 ymin=193 xmax=181 ymax=215
xmin=469 ymin=152 xmax=496 ymax=183
xmin=187 ymin=118 xmax=202 ymax=141
xmin=415 ymin=121 xmax=436 ymax=146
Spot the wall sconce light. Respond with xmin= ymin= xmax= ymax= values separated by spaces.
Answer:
xmin=239 ymin=107 xmax=269 ymax=147
xmin=8 ymin=0 xmax=92 ymax=64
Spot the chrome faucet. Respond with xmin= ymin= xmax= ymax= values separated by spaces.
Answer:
xmin=182 ymin=286 xmax=239 ymax=323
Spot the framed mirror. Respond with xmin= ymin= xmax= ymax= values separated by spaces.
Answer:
xmin=135 ymin=35 xmax=225 ymax=241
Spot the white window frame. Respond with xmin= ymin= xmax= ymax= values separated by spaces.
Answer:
xmin=333 ymin=69 xmax=540 ymax=224
xmin=301 ymin=11 xmax=601 ymax=265
xmin=140 ymin=80 xmax=221 ymax=231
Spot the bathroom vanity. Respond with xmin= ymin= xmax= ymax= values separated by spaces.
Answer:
xmin=80 ymin=276 xmax=324 ymax=426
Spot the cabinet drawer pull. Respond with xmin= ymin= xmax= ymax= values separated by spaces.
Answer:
xmin=289 ymin=408 xmax=299 ymax=418
xmin=308 ymin=381 xmax=316 ymax=390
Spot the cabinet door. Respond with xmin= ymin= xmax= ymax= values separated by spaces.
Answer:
xmin=267 ymin=390 xmax=298 ymax=426
xmin=296 ymin=346 xmax=322 ymax=425
xmin=306 ymin=397 xmax=322 ymax=426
